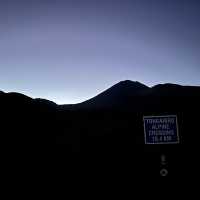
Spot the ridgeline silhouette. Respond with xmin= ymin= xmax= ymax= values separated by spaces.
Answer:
xmin=1 ymin=80 xmax=200 ymax=178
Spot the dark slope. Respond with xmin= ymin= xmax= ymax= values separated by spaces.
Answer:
xmin=61 ymin=80 xmax=200 ymax=113
xmin=80 ymin=80 xmax=149 ymax=109
xmin=1 ymin=81 xmax=200 ymax=179
xmin=0 ymin=92 xmax=58 ymax=146
xmin=0 ymin=92 xmax=60 ymax=183
xmin=61 ymin=80 xmax=150 ymax=111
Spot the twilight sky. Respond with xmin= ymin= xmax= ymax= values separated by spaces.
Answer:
xmin=0 ymin=0 xmax=200 ymax=104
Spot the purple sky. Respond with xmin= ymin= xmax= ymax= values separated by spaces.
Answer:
xmin=0 ymin=0 xmax=200 ymax=104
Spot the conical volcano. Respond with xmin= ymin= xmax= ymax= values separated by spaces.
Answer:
xmin=72 ymin=80 xmax=150 ymax=111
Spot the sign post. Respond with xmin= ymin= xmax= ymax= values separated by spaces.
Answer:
xmin=143 ymin=115 xmax=179 ymax=176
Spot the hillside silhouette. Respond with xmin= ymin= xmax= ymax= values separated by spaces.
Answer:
xmin=1 ymin=80 xmax=200 ymax=178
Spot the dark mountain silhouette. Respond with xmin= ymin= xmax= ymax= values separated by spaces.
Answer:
xmin=61 ymin=80 xmax=150 ymax=111
xmin=1 ymin=80 xmax=200 ymax=179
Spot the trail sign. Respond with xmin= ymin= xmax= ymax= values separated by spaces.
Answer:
xmin=143 ymin=115 xmax=179 ymax=144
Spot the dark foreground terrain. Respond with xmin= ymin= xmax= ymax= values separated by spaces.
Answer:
xmin=1 ymin=80 xmax=200 ymax=181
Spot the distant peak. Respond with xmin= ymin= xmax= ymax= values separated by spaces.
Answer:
xmin=35 ymin=98 xmax=57 ymax=105
xmin=117 ymin=80 xmax=149 ymax=88
xmin=7 ymin=92 xmax=32 ymax=99
xmin=120 ymin=80 xmax=133 ymax=83
xmin=152 ymin=83 xmax=182 ymax=88
xmin=120 ymin=80 xmax=139 ymax=84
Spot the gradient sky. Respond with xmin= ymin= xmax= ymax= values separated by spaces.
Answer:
xmin=0 ymin=0 xmax=200 ymax=104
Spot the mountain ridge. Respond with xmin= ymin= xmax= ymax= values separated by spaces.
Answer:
xmin=1 ymin=80 xmax=200 ymax=106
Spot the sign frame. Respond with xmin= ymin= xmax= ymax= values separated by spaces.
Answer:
xmin=143 ymin=115 xmax=180 ymax=144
